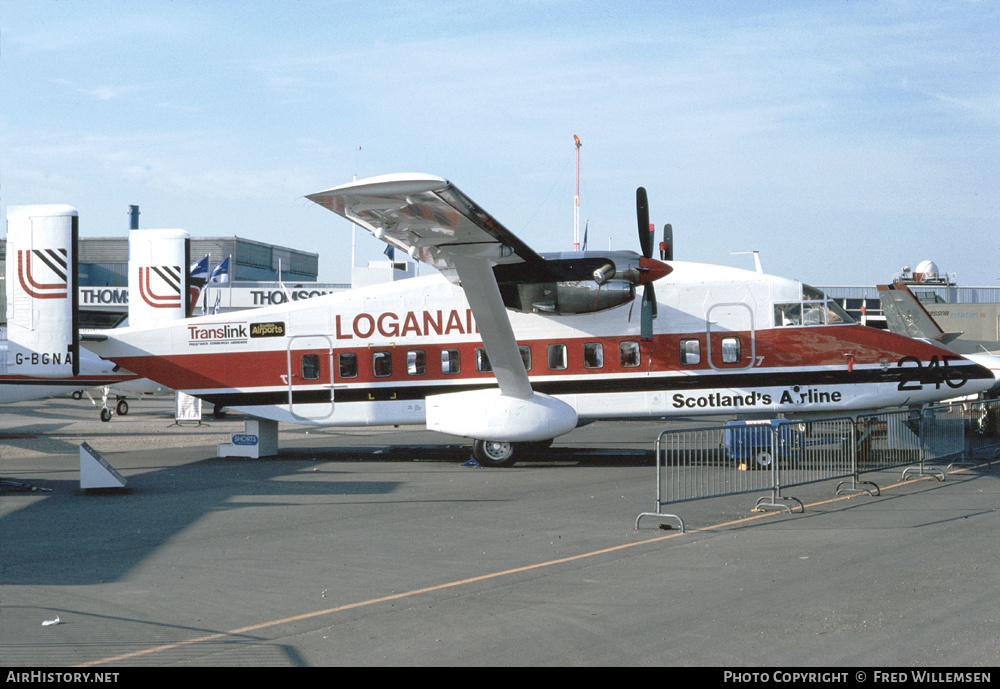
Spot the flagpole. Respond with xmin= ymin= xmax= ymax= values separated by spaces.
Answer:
xmin=228 ymin=254 xmax=232 ymax=312
xmin=573 ymin=135 xmax=581 ymax=251
xmin=204 ymin=253 xmax=211 ymax=315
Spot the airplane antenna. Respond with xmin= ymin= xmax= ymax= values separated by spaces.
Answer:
xmin=732 ymin=250 xmax=763 ymax=273
xmin=573 ymin=135 xmax=581 ymax=251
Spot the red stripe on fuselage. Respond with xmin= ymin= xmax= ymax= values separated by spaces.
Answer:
xmin=99 ymin=325 xmax=963 ymax=393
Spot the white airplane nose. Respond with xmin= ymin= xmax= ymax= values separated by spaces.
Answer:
xmin=964 ymin=353 xmax=1000 ymax=394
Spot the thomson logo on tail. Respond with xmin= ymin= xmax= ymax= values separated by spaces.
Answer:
xmin=17 ymin=249 xmax=69 ymax=299
xmin=137 ymin=266 xmax=182 ymax=308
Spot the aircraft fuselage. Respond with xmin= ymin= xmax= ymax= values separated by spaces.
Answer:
xmin=82 ymin=261 xmax=996 ymax=431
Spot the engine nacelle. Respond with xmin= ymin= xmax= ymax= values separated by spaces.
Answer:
xmin=495 ymin=250 xmax=657 ymax=315
xmin=425 ymin=388 xmax=578 ymax=442
xmin=511 ymin=279 xmax=635 ymax=314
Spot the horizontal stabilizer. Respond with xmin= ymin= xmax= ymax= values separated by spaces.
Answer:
xmin=934 ymin=332 xmax=964 ymax=346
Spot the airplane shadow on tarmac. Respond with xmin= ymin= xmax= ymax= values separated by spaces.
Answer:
xmin=0 ymin=441 xmax=655 ymax=588
xmin=0 ymin=453 xmax=406 ymax=587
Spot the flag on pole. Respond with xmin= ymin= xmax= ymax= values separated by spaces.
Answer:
xmin=190 ymin=256 xmax=209 ymax=280
xmin=212 ymin=292 xmax=221 ymax=314
xmin=209 ymin=257 xmax=230 ymax=285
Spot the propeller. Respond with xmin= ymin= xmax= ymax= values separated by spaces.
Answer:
xmin=636 ymin=187 xmax=657 ymax=338
xmin=636 ymin=187 xmax=651 ymax=258
xmin=660 ymin=223 xmax=672 ymax=261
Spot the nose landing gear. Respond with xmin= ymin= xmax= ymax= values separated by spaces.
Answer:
xmin=83 ymin=386 xmax=130 ymax=422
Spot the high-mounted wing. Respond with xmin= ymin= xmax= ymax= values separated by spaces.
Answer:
xmin=307 ymin=174 xmax=672 ymax=446
xmin=308 ymin=174 xmax=542 ymax=399
xmin=307 ymin=174 xmax=545 ymax=283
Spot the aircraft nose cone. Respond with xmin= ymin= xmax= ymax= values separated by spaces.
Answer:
xmin=965 ymin=353 xmax=1000 ymax=394
xmin=639 ymin=257 xmax=672 ymax=284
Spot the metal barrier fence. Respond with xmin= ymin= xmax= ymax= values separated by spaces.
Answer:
xmin=966 ymin=398 xmax=1000 ymax=461
xmin=637 ymin=400 xmax=1000 ymax=532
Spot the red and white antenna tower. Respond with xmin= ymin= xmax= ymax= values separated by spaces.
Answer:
xmin=573 ymin=134 xmax=582 ymax=251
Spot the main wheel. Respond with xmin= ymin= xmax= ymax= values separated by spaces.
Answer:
xmin=72 ymin=390 xmax=83 ymax=400
xmin=116 ymin=399 xmax=129 ymax=416
xmin=472 ymin=440 xmax=518 ymax=468
xmin=754 ymin=450 xmax=773 ymax=468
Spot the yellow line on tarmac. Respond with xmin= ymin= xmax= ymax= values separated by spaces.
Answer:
xmin=77 ymin=460 xmax=994 ymax=667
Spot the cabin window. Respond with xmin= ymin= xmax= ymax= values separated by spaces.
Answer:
xmin=338 ymin=352 xmax=358 ymax=378
xmin=721 ymin=337 xmax=741 ymax=364
xmin=476 ymin=347 xmax=492 ymax=373
xmin=583 ymin=343 xmax=604 ymax=369
xmin=441 ymin=349 xmax=461 ymax=374
xmin=680 ymin=339 xmax=701 ymax=365
xmin=373 ymin=351 xmax=392 ymax=377
xmin=547 ymin=344 xmax=567 ymax=370
xmin=301 ymin=354 xmax=321 ymax=380
xmin=406 ymin=350 xmax=426 ymax=376
xmin=519 ymin=345 xmax=532 ymax=371
xmin=620 ymin=341 xmax=640 ymax=368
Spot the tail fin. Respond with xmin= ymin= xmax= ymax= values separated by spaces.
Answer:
xmin=128 ymin=229 xmax=190 ymax=327
xmin=5 ymin=205 xmax=79 ymax=377
xmin=876 ymin=282 xmax=963 ymax=345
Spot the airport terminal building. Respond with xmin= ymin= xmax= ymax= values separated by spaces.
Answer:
xmin=0 ymin=235 xmax=350 ymax=328
xmin=5 ymin=235 xmax=996 ymax=346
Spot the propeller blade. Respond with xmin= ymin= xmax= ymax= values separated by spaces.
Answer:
xmin=660 ymin=223 xmax=673 ymax=261
xmin=636 ymin=187 xmax=651 ymax=258
xmin=641 ymin=282 xmax=656 ymax=338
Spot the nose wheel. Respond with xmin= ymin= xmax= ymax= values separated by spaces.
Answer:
xmin=94 ymin=386 xmax=129 ymax=422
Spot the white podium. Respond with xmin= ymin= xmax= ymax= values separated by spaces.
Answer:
xmin=217 ymin=419 xmax=279 ymax=458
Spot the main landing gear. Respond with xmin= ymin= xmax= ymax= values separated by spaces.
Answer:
xmin=471 ymin=438 xmax=554 ymax=468
xmin=472 ymin=440 xmax=517 ymax=468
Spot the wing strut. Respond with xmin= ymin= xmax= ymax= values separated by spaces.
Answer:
xmin=452 ymin=255 xmax=532 ymax=399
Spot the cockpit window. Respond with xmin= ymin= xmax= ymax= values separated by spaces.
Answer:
xmin=774 ymin=284 xmax=856 ymax=327
xmin=802 ymin=284 xmax=825 ymax=301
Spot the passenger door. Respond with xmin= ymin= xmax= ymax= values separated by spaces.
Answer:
xmin=285 ymin=334 xmax=335 ymax=421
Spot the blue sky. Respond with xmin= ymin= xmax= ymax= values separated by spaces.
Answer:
xmin=2 ymin=1 xmax=997 ymax=286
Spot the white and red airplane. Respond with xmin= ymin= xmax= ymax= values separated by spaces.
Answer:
xmin=0 ymin=341 xmax=139 ymax=406
xmin=80 ymin=174 xmax=996 ymax=465
xmin=2 ymin=205 xmax=141 ymax=407
xmin=877 ymin=281 xmax=1000 ymax=393
xmin=2 ymin=208 xmax=187 ymax=419
xmin=74 ymin=228 xmax=190 ymax=420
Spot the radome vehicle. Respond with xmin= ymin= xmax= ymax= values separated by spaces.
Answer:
xmin=80 ymin=174 xmax=996 ymax=466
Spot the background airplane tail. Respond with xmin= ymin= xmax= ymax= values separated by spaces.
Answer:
xmin=128 ymin=229 xmax=191 ymax=327
xmin=877 ymin=282 xmax=962 ymax=345
xmin=5 ymin=205 xmax=79 ymax=377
